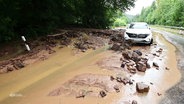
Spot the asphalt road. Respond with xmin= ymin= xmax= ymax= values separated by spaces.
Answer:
xmin=153 ymin=29 xmax=184 ymax=104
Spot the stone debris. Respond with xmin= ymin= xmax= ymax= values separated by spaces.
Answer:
xmin=153 ymin=62 xmax=159 ymax=67
xmin=116 ymin=76 xmax=132 ymax=85
xmin=13 ymin=60 xmax=25 ymax=69
xmin=99 ymin=90 xmax=107 ymax=98
xmin=122 ymin=51 xmax=132 ymax=60
xmin=165 ymin=67 xmax=170 ymax=70
xmin=136 ymin=82 xmax=150 ymax=93
xmin=76 ymin=90 xmax=86 ymax=98
xmin=113 ymin=85 xmax=120 ymax=93
xmin=133 ymin=50 xmax=142 ymax=56
xmin=132 ymin=100 xmax=138 ymax=104
xmin=127 ymin=66 xmax=137 ymax=74
xmin=111 ymin=43 xmax=121 ymax=51
xmin=136 ymin=61 xmax=147 ymax=72
xmin=156 ymin=48 xmax=163 ymax=53
xmin=157 ymin=93 xmax=162 ymax=96
xmin=110 ymin=76 xmax=115 ymax=81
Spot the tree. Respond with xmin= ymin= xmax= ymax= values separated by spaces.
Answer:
xmin=0 ymin=0 xmax=135 ymax=43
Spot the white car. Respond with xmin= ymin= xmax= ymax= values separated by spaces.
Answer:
xmin=124 ymin=22 xmax=153 ymax=44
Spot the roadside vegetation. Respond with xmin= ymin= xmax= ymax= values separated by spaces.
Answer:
xmin=135 ymin=0 xmax=184 ymax=27
xmin=0 ymin=0 xmax=135 ymax=43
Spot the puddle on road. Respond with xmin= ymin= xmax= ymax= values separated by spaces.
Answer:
xmin=0 ymin=33 xmax=181 ymax=104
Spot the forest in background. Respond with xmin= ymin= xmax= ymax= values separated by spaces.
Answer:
xmin=135 ymin=0 xmax=184 ymax=27
xmin=0 ymin=0 xmax=135 ymax=43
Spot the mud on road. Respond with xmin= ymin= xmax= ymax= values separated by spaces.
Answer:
xmin=0 ymin=29 xmax=181 ymax=104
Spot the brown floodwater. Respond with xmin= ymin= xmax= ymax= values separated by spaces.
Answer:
xmin=0 ymin=33 xmax=181 ymax=104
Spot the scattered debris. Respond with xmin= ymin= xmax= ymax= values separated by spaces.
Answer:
xmin=153 ymin=62 xmax=159 ymax=67
xmin=110 ymin=76 xmax=115 ymax=81
xmin=99 ymin=90 xmax=107 ymax=98
xmin=157 ymin=93 xmax=162 ymax=96
xmin=136 ymin=61 xmax=147 ymax=72
xmin=136 ymin=82 xmax=150 ymax=93
xmin=114 ymin=85 xmax=120 ymax=93
xmin=133 ymin=50 xmax=142 ymax=56
xmin=76 ymin=90 xmax=86 ymax=98
xmin=165 ymin=67 xmax=170 ymax=70
xmin=132 ymin=100 xmax=138 ymax=104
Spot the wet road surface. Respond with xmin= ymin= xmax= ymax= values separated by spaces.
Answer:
xmin=153 ymin=29 xmax=184 ymax=104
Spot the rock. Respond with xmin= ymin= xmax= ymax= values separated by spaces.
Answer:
xmin=7 ymin=66 xmax=14 ymax=71
xmin=99 ymin=90 xmax=106 ymax=98
xmin=156 ymin=48 xmax=163 ymax=53
xmin=165 ymin=67 xmax=170 ymax=70
xmin=81 ymin=49 xmax=86 ymax=52
xmin=114 ymin=85 xmax=120 ymax=93
xmin=136 ymin=82 xmax=150 ymax=93
xmin=116 ymin=76 xmax=123 ymax=83
xmin=13 ymin=61 xmax=25 ymax=69
xmin=153 ymin=62 xmax=159 ymax=67
xmin=146 ymin=62 xmax=151 ymax=68
xmin=0 ymin=68 xmax=8 ymax=74
xmin=116 ymin=76 xmax=132 ymax=85
xmin=110 ymin=76 xmax=115 ymax=81
xmin=126 ymin=60 xmax=135 ymax=67
xmin=127 ymin=66 xmax=137 ymax=74
xmin=157 ymin=93 xmax=162 ymax=96
xmin=136 ymin=61 xmax=147 ymax=72
xmin=122 ymin=77 xmax=131 ymax=85
xmin=121 ymin=63 xmax=125 ymax=68
xmin=131 ymin=52 xmax=141 ymax=62
xmin=111 ymin=43 xmax=121 ymax=51
xmin=129 ymin=80 xmax=133 ymax=85
xmin=122 ymin=51 xmax=132 ymax=60
xmin=76 ymin=90 xmax=86 ymax=98
xmin=132 ymin=100 xmax=138 ymax=104
xmin=133 ymin=50 xmax=142 ymax=56
xmin=48 ymin=50 xmax=56 ymax=54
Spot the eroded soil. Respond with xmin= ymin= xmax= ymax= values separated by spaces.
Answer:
xmin=0 ymin=30 xmax=181 ymax=104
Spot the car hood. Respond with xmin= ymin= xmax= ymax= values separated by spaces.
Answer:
xmin=125 ymin=29 xmax=151 ymax=34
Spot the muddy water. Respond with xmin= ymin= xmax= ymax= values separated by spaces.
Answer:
xmin=153 ymin=29 xmax=184 ymax=104
xmin=0 ymin=33 xmax=181 ymax=104
xmin=115 ymin=32 xmax=181 ymax=104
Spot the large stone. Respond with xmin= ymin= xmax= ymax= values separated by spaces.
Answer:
xmin=131 ymin=52 xmax=141 ymax=62
xmin=122 ymin=51 xmax=132 ymax=60
xmin=133 ymin=50 xmax=142 ymax=56
xmin=136 ymin=61 xmax=147 ymax=72
xmin=111 ymin=43 xmax=121 ymax=51
xmin=136 ymin=82 xmax=150 ymax=93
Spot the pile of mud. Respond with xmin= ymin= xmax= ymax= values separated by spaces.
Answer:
xmin=0 ymin=28 xmax=126 ymax=74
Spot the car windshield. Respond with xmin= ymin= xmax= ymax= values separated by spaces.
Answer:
xmin=129 ymin=23 xmax=148 ymax=29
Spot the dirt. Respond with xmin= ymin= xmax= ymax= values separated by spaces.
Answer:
xmin=0 ymin=28 xmax=124 ymax=74
xmin=0 ymin=29 xmax=181 ymax=104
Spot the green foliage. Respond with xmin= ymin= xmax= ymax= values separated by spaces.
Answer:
xmin=0 ymin=0 xmax=135 ymax=43
xmin=135 ymin=0 xmax=184 ymax=27
xmin=113 ymin=11 xmax=128 ymax=27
